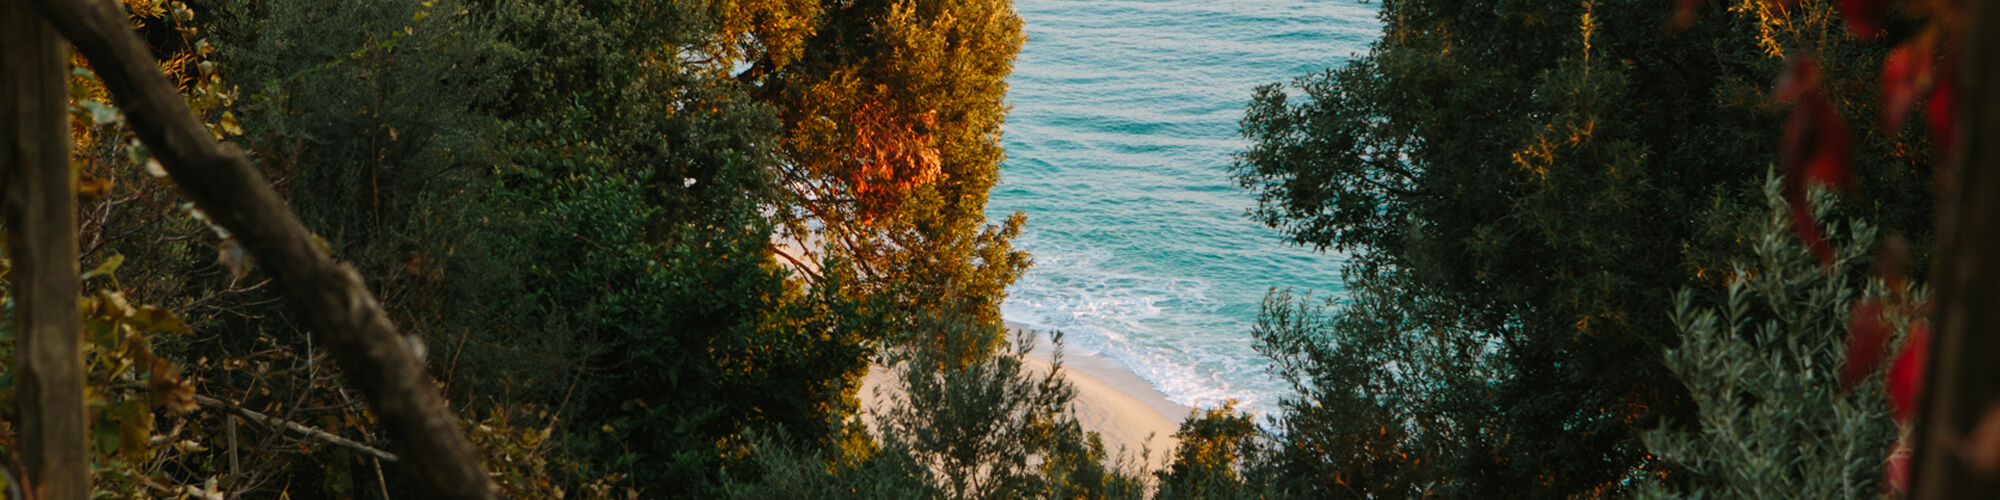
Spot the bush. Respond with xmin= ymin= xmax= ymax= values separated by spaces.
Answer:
xmin=728 ymin=323 xmax=1147 ymax=500
xmin=1153 ymin=402 xmax=1262 ymax=500
xmin=1633 ymin=176 xmax=1901 ymax=498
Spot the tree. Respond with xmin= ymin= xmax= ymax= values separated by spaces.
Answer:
xmin=1232 ymin=0 xmax=1933 ymax=494
xmin=753 ymin=0 xmax=1032 ymax=357
xmin=2 ymin=0 xmax=1067 ymax=495
xmin=1153 ymin=402 xmax=1262 ymax=500
xmin=728 ymin=323 xmax=1148 ymax=500
xmin=1247 ymin=284 xmax=1470 ymax=498
xmin=1634 ymin=178 xmax=1900 ymax=498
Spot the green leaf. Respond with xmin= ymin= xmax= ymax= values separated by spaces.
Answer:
xmin=114 ymin=397 xmax=154 ymax=460
xmin=81 ymin=254 xmax=124 ymax=281
xmin=132 ymin=306 xmax=192 ymax=335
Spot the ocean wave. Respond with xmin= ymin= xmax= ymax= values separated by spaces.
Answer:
xmin=991 ymin=0 xmax=1375 ymax=417
xmin=1001 ymin=232 xmax=1287 ymax=412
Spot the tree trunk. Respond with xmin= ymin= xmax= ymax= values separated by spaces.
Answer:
xmin=1914 ymin=0 xmax=2000 ymax=497
xmin=0 ymin=0 xmax=89 ymax=497
xmin=19 ymin=0 xmax=496 ymax=496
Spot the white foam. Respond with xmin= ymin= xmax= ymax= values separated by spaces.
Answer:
xmin=1002 ymin=231 xmax=1285 ymax=415
xmin=992 ymin=0 xmax=1377 ymax=419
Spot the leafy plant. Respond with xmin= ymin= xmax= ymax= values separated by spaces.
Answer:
xmin=1230 ymin=0 xmax=1934 ymax=493
xmin=1633 ymin=176 xmax=1901 ymax=498
xmin=1153 ymin=402 xmax=1262 ymax=500
xmin=0 ymin=256 xmax=214 ymax=497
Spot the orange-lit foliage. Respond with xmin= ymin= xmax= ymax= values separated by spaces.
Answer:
xmin=68 ymin=0 xmax=240 ymax=209
xmin=706 ymin=0 xmax=820 ymax=71
xmin=848 ymin=99 xmax=942 ymax=214
xmin=764 ymin=0 xmax=1026 ymax=309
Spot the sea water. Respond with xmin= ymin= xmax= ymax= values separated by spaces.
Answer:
xmin=991 ymin=0 xmax=1379 ymax=414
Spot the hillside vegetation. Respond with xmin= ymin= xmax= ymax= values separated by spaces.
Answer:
xmin=0 ymin=0 xmax=1943 ymax=498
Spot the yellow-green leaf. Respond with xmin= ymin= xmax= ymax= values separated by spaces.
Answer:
xmin=82 ymin=254 xmax=124 ymax=281
xmin=114 ymin=398 xmax=154 ymax=460
xmin=133 ymin=305 xmax=192 ymax=335
xmin=219 ymin=111 xmax=243 ymax=136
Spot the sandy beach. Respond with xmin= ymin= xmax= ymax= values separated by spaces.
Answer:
xmin=858 ymin=324 xmax=1192 ymax=473
xmin=778 ymin=238 xmax=1190 ymax=471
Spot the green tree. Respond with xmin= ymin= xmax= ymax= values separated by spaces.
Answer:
xmin=485 ymin=176 xmax=878 ymax=497
xmin=1233 ymin=0 xmax=1933 ymax=494
xmin=29 ymin=0 xmax=1061 ymax=495
xmin=191 ymin=0 xmax=891 ymax=494
xmin=1153 ymin=402 xmax=1263 ymax=500
xmin=1633 ymin=178 xmax=1900 ymax=498
xmin=436 ymin=0 xmax=891 ymax=493
xmin=1247 ymin=284 xmax=1470 ymax=498
xmin=728 ymin=323 xmax=1147 ymax=500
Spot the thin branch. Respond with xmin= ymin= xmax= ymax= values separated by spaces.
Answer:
xmin=224 ymin=415 xmax=239 ymax=485
xmin=771 ymin=242 xmax=823 ymax=283
xmin=195 ymin=395 xmax=399 ymax=463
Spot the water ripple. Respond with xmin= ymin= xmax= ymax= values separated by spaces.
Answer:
xmin=993 ymin=0 xmax=1378 ymax=413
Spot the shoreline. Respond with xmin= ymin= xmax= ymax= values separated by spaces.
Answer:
xmin=1012 ymin=324 xmax=1193 ymax=425
xmin=1015 ymin=322 xmax=1191 ymax=472
xmin=781 ymin=237 xmax=1192 ymax=471
xmin=857 ymin=322 xmax=1191 ymax=473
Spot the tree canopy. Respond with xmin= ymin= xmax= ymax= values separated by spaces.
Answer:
xmin=0 ymin=0 xmax=1958 ymax=497
xmin=1 ymin=0 xmax=1066 ymax=496
xmin=1232 ymin=0 xmax=1935 ymax=495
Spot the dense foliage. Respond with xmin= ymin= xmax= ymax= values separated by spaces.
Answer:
xmin=2 ymin=0 xmax=1074 ymax=497
xmin=0 ymin=0 xmax=1953 ymax=497
xmin=1231 ymin=0 xmax=1937 ymax=495
xmin=1634 ymin=179 xmax=1901 ymax=498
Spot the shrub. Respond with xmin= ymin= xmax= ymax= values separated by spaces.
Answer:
xmin=1633 ymin=176 xmax=1901 ymax=498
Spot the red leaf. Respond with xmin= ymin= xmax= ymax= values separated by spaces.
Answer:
xmin=1776 ymin=56 xmax=1822 ymax=102
xmin=1777 ymin=56 xmax=1851 ymax=266
xmin=1802 ymin=127 xmax=1852 ymax=187
xmin=1841 ymin=300 xmax=1889 ymax=390
xmin=1888 ymin=322 xmax=1931 ymax=423
xmin=1884 ymin=437 xmax=1913 ymax=494
xmin=1838 ymin=0 xmax=1889 ymax=39
xmin=1881 ymin=41 xmax=1934 ymax=131
xmin=1778 ymin=58 xmax=1851 ymax=188
xmin=1928 ymin=74 xmax=1956 ymax=152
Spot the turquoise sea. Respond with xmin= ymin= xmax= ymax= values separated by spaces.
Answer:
xmin=991 ymin=0 xmax=1380 ymax=413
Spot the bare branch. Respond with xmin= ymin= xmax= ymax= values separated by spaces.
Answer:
xmin=195 ymin=395 xmax=400 ymax=463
